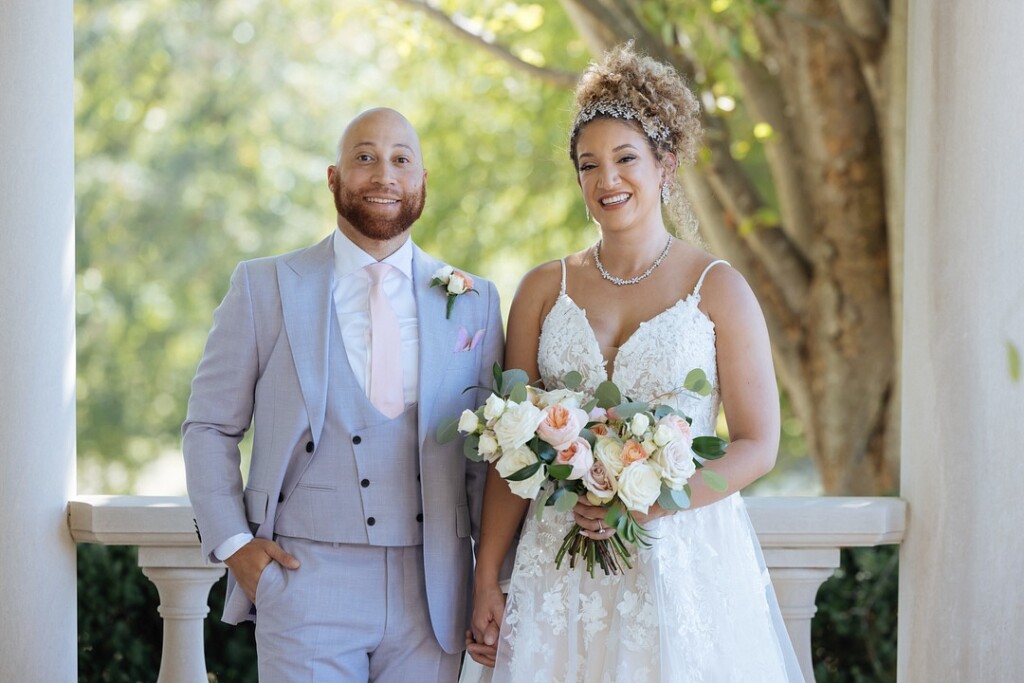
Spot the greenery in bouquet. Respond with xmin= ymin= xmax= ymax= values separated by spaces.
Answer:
xmin=438 ymin=363 xmax=728 ymax=576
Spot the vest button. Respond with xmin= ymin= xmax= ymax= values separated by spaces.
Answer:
xmin=367 ymin=517 xmax=376 ymax=526
xmin=361 ymin=479 xmax=370 ymax=488
xmin=305 ymin=441 xmax=314 ymax=453
xmin=352 ymin=435 xmax=362 ymax=445
xmin=416 ymin=513 xmax=423 ymax=523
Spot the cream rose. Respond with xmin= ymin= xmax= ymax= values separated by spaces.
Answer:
xmin=616 ymin=461 xmax=662 ymax=513
xmin=594 ymin=436 xmax=626 ymax=478
xmin=447 ymin=271 xmax=473 ymax=295
xmin=432 ymin=265 xmax=455 ymax=281
xmin=493 ymin=400 xmax=543 ymax=452
xmin=483 ymin=394 xmax=506 ymax=422
xmin=495 ymin=445 xmax=546 ymax=499
xmin=536 ymin=404 xmax=589 ymax=451
xmin=629 ymin=413 xmax=651 ymax=438
xmin=583 ymin=460 xmax=617 ymax=504
xmin=458 ymin=409 xmax=479 ymax=434
xmin=538 ymin=388 xmax=585 ymax=408
xmin=478 ymin=431 xmax=500 ymax=462
xmin=654 ymin=440 xmax=698 ymax=490
xmin=555 ymin=438 xmax=594 ymax=480
xmin=654 ymin=414 xmax=693 ymax=449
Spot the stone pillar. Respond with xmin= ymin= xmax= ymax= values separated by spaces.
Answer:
xmin=0 ymin=0 xmax=77 ymax=681
xmin=901 ymin=1 xmax=1024 ymax=680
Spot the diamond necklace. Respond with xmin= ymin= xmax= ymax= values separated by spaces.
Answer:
xmin=594 ymin=236 xmax=674 ymax=286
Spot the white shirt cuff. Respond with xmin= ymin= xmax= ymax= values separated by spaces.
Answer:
xmin=213 ymin=532 xmax=254 ymax=562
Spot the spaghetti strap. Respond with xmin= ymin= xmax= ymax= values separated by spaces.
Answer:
xmin=692 ymin=259 xmax=730 ymax=297
xmin=559 ymin=258 xmax=567 ymax=296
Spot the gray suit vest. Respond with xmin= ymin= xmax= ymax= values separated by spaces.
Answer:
xmin=274 ymin=306 xmax=423 ymax=546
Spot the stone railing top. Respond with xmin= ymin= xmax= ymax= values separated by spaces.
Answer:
xmin=69 ymin=494 xmax=906 ymax=549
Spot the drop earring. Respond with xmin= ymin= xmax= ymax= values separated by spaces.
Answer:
xmin=586 ymin=204 xmax=591 ymax=222
xmin=661 ymin=183 xmax=671 ymax=205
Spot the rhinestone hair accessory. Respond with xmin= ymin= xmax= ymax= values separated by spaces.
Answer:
xmin=571 ymin=99 xmax=671 ymax=146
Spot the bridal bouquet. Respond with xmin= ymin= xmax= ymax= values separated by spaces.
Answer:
xmin=438 ymin=364 xmax=728 ymax=576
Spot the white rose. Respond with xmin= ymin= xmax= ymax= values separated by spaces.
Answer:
xmin=457 ymin=409 xmax=479 ymax=434
xmin=653 ymin=424 xmax=677 ymax=448
xmin=641 ymin=437 xmax=658 ymax=456
xmin=492 ymin=400 xmax=543 ymax=452
xmin=654 ymin=440 xmax=698 ymax=490
xmin=483 ymin=394 xmax=506 ymax=422
xmin=630 ymin=413 xmax=651 ymax=438
xmin=537 ymin=388 xmax=584 ymax=409
xmin=478 ymin=431 xmax=500 ymax=462
xmin=594 ymin=436 xmax=625 ymax=478
xmin=616 ymin=461 xmax=663 ymax=514
xmin=495 ymin=445 xmax=546 ymax=499
xmin=432 ymin=265 xmax=454 ymax=281
xmin=446 ymin=274 xmax=467 ymax=294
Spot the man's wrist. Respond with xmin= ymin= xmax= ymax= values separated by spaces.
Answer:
xmin=213 ymin=532 xmax=254 ymax=562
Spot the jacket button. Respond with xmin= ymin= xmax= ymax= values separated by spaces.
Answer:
xmin=352 ymin=435 xmax=362 ymax=445
xmin=416 ymin=513 xmax=423 ymax=523
xmin=361 ymin=479 xmax=370 ymax=488
xmin=278 ymin=493 xmax=285 ymax=503
xmin=367 ymin=517 xmax=376 ymax=526
xmin=305 ymin=441 xmax=314 ymax=453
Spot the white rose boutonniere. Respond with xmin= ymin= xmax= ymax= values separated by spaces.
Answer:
xmin=430 ymin=266 xmax=478 ymax=319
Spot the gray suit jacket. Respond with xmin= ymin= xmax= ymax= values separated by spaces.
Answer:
xmin=182 ymin=232 xmax=503 ymax=653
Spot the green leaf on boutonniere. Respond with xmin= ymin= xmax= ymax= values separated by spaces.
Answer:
xmin=595 ymin=380 xmax=621 ymax=408
xmin=435 ymin=416 xmax=460 ymax=444
xmin=702 ymin=469 xmax=728 ymax=493
xmin=563 ymin=371 xmax=583 ymax=390
xmin=445 ymin=294 xmax=456 ymax=319
xmin=429 ymin=277 xmax=444 ymax=288
xmin=504 ymin=460 xmax=542 ymax=481
xmin=462 ymin=433 xmax=482 ymax=461
xmin=692 ymin=435 xmax=727 ymax=459
xmin=684 ymin=368 xmax=712 ymax=396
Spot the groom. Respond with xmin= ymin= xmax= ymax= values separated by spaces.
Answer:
xmin=182 ymin=108 xmax=503 ymax=681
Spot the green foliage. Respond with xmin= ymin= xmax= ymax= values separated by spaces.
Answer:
xmin=812 ymin=546 xmax=899 ymax=683
xmin=78 ymin=544 xmax=257 ymax=682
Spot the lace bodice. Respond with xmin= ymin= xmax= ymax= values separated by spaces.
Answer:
xmin=537 ymin=258 xmax=725 ymax=436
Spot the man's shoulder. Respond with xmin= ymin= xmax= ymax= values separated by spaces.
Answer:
xmin=413 ymin=244 xmax=497 ymax=294
xmin=236 ymin=233 xmax=333 ymax=277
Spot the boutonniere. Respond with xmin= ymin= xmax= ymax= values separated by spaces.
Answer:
xmin=430 ymin=265 xmax=478 ymax=319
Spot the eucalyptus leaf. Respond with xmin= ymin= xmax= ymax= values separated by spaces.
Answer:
xmin=702 ymin=469 xmax=729 ymax=493
xmin=658 ymin=485 xmax=687 ymax=511
xmin=554 ymin=490 xmax=578 ymax=512
xmin=563 ymin=370 xmax=583 ymax=390
xmin=508 ymin=382 xmax=528 ymax=404
xmin=611 ymin=402 xmax=649 ymax=420
xmin=653 ymin=405 xmax=675 ymax=420
xmin=579 ymin=428 xmax=597 ymax=447
xmin=503 ymin=460 xmax=542 ymax=482
xmin=547 ymin=487 xmax=564 ymax=506
xmin=462 ymin=433 xmax=482 ymax=461
xmin=692 ymin=436 xmax=727 ymax=459
xmin=581 ymin=398 xmax=599 ymax=413
xmin=595 ymin=380 xmax=621 ymax=408
xmin=435 ymin=416 xmax=460 ymax=444
xmin=501 ymin=369 xmax=529 ymax=393
xmin=684 ymin=368 xmax=712 ymax=396
xmin=535 ymin=489 xmax=551 ymax=521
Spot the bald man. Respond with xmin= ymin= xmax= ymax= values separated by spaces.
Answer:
xmin=183 ymin=108 xmax=505 ymax=681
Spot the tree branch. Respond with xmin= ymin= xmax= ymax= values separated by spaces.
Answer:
xmin=392 ymin=0 xmax=579 ymax=88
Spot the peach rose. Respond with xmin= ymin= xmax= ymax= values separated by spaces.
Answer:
xmin=537 ymin=404 xmax=588 ymax=452
xmin=555 ymin=438 xmax=594 ymax=480
xmin=621 ymin=439 xmax=650 ymax=466
xmin=590 ymin=423 xmax=610 ymax=437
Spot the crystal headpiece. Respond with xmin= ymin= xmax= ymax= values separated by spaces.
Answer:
xmin=570 ymin=99 xmax=671 ymax=146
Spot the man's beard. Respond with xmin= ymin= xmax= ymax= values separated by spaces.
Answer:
xmin=333 ymin=181 xmax=426 ymax=242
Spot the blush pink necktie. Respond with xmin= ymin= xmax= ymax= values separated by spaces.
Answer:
xmin=365 ymin=262 xmax=405 ymax=418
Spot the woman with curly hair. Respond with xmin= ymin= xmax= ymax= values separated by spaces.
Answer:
xmin=464 ymin=43 xmax=803 ymax=682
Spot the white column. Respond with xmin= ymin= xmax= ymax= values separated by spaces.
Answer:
xmin=901 ymin=1 xmax=1024 ymax=680
xmin=0 ymin=0 xmax=77 ymax=681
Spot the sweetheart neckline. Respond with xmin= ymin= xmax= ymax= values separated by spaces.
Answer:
xmin=546 ymin=291 xmax=714 ymax=383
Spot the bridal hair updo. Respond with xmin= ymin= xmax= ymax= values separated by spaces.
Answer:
xmin=569 ymin=42 xmax=703 ymax=241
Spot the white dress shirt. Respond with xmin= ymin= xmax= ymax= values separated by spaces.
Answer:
xmin=213 ymin=229 xmax=421 ymax=562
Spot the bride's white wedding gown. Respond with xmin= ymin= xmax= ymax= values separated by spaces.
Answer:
xmin=465 ymin=259 xmax=803 ymax=683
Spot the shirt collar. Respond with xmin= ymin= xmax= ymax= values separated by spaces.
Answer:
xmin=333 ymin=228 xmax=414 ymax=281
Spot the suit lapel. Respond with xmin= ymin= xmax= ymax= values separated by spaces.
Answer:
xmin=278 ymin=232 xmax=335 ymax=445
xmin=413 ymin=246 xmax=456 ymax=448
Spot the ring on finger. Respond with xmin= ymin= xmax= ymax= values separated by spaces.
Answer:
xmin=597 ymin=522 xmax=603 ymax=533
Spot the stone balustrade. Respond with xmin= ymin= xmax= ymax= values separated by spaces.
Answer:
xmin=68 ymin=495 xmax=906 ymax=683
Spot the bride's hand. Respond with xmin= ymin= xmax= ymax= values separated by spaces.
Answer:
xmin=575 ymin=499 xmax=671 ymax=538
xmin=467 ymin=583 xmax=506 ymax=667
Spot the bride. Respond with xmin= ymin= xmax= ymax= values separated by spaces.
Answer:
xmin=463 ymin=43 xmax=803 ymax=682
